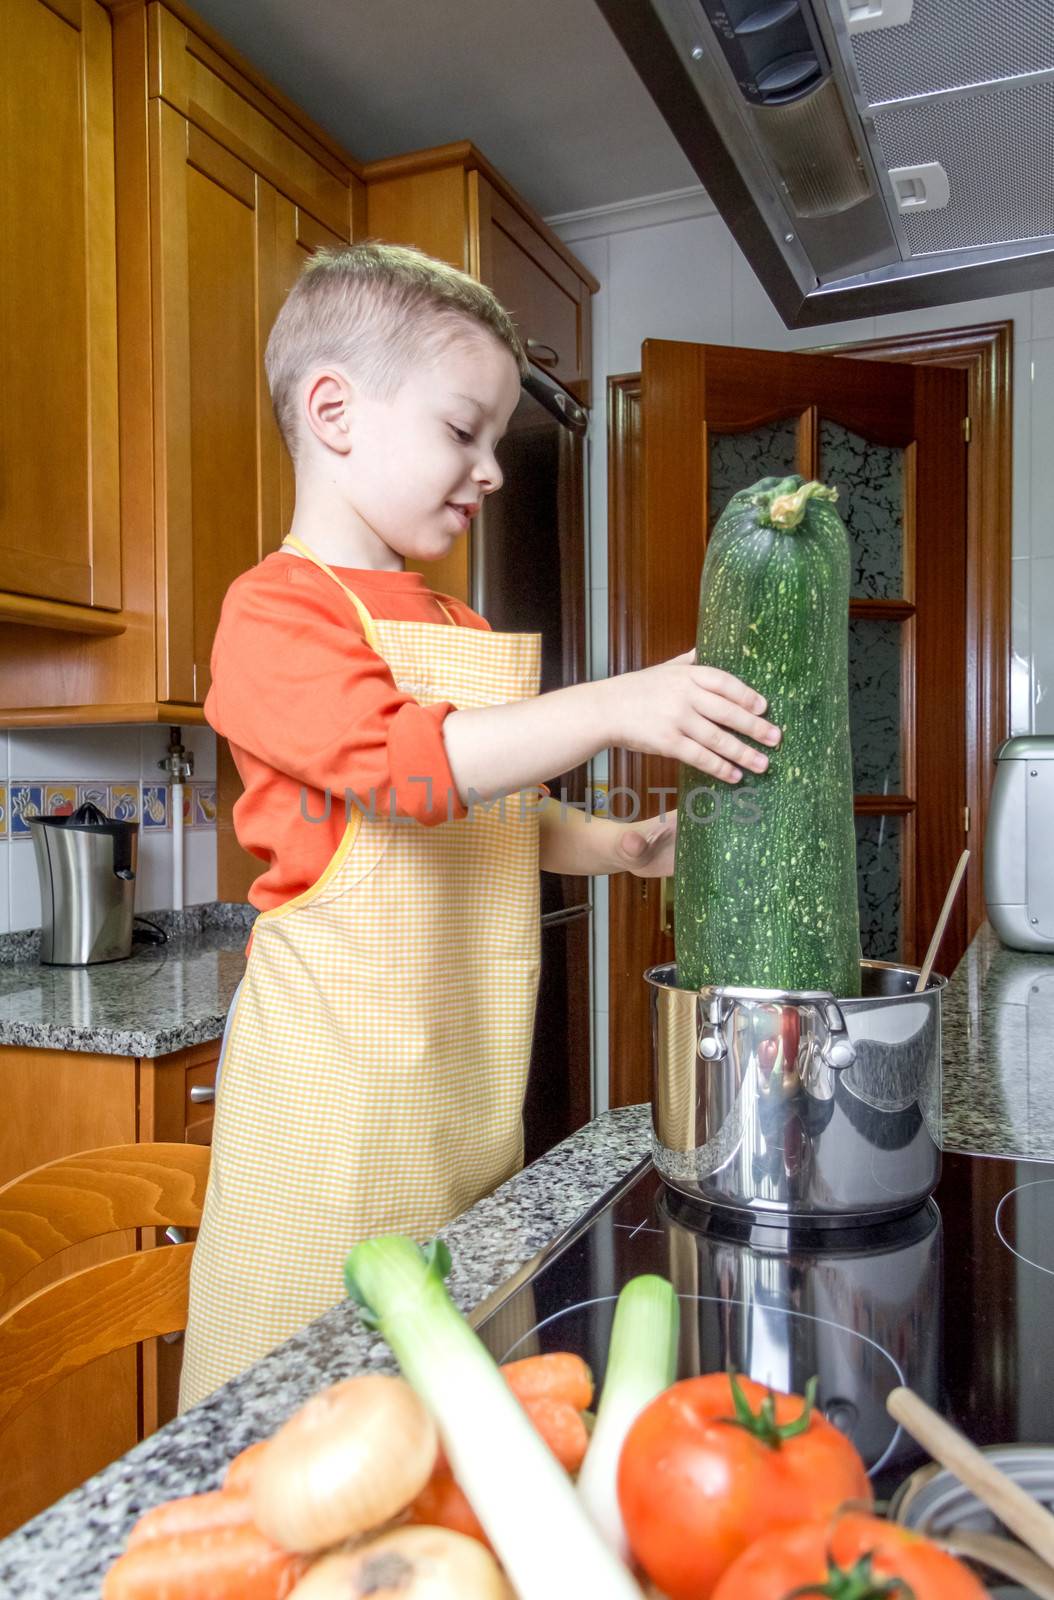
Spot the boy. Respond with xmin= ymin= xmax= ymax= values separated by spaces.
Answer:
xmin=179 ymin=243 xmax=779 ymax=1409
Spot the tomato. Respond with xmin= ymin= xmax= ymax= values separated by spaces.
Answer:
xmin=710 ymin=1511 xmax=988 ymax=1599
xmin=617 ymin=1373 xmax=872 ymax=1600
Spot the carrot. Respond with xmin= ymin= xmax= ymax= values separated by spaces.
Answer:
xmin=501 ymin=1351 xmax=593 ymax=1411
xmin=407 ymin=1467 xmax=489 ymax=1548
xmin=407 ymin=1384 xmax=591 ymax=1544
xmin=126 ymin=1490 xmax=254 ymax=1550
xmin=520 ymin=1395 xmax=590 ymax=1474
xmin=224 ymin=1440 xmax=272 ymax=1494
xmin=103 ymin=1524 xmax=308 ymax=1600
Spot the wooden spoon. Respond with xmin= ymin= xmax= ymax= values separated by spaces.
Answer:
xmin=933 ymin=1529 xmax=1054 ymax=1600
xmin=914 ymin=850 xmax=970 ymax=993
xmin=887 ymin=1386 xmax=1054 ymax=1570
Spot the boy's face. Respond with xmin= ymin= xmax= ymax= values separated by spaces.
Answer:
xmin=326 ymin=332 xmax=523 ymax=566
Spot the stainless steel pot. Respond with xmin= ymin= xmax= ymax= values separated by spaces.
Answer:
xmin=646 ymin=961 xmax=945 ymax=1226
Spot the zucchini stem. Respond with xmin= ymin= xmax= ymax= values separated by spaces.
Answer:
xmin=754 ymin=477 xmax=838 ymax=529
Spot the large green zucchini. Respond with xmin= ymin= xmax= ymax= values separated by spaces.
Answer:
xmin=674 ymin=475 xmax=862 ymax=997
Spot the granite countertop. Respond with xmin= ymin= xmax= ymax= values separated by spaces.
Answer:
xmin=1 ymin=923 xmax=1053 ymax=1596
xmin=939 ymin=921 xmax=1054 ymax=1160
xmin=0 ymin=904 xmax=254 ymax=1057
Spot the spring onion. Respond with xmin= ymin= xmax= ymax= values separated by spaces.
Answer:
xmin=344 ymin=1236 xmax=646 ymax=1600
xmin=576 ymin=1274 xmax=680 ymax=1558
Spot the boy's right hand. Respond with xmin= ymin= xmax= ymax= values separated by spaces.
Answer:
xmin=607 ymin=649 xmax=781 ymax=782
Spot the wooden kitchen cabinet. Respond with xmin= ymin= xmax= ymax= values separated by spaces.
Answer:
xmin=366 ymin=145 xmax=595 ymax=402
xmin=365 ymin=143 xmax=597 ymax=603
xmin=0 ymin=0 xmax=362 ymax=725
xmin=0 ymin=1038 xmax=218 ymax=1536
xmin=147 ymin=4 xmax=358 ymax=705
xmin=0 ymin=0 xmax=120 ymax=625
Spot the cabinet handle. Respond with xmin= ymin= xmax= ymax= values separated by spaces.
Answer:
xmin=190 ymin=1084 xmax=216 ymax=1104
xmin=165 ymin=1226 xmax=187 ymax=1245
xmin=526 ymin=338 xmax=559 ymax=366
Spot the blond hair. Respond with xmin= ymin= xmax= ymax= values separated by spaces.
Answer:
xmin=264 ymin=241 xmax=528 ymax=456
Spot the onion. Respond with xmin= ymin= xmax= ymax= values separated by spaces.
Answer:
xmin=289 ymin=1526 xmax=513 ymax=1599
xmin=251 ymin=1375 xmax=437 ymax=1553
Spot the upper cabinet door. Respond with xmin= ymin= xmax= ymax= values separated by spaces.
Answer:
xmin=472 ymin=174 xmax=593 ymax=405
xmin=151 ymin=105 xmax=266 ymax=705
xmin=0 ymin=0 xmax=119 ymax=610
xmin=148 ymin=7 xmax=357 ymax=705
xmin=151 ymin=105 xmax=350 ymax=706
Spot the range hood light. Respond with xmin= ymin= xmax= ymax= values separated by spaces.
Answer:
xmin=757 ymin=79 xmax=873 ymax=216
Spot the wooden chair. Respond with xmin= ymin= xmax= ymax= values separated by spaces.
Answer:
xmin=0 ymin=1143 xmax=209 ymax=1439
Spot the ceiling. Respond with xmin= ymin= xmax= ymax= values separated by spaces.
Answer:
xmin=185 ymin=0 xmax=700 ymax=218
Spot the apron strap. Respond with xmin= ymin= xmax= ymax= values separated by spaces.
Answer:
xmin=281 ymin=535 xmax=458 ymax=636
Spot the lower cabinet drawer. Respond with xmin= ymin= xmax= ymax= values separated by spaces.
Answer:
xmin=184 ymin=1056 xmax=218 ymax=1145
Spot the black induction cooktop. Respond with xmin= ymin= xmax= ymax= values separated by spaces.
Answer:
xmin=473 ymin=1149 xmax=1054 ymax=1504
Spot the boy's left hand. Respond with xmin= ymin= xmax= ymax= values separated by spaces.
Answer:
xmin=611 ymin=816 xmax=676 ymax=879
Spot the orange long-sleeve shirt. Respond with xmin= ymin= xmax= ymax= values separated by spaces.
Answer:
xmin=205 ymin=549 xmax=488 ymax=912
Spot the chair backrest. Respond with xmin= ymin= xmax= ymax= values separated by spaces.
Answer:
xmin=0 ymin=1143 xmax=210 ymax=1436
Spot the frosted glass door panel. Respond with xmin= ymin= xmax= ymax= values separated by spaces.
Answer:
xmin=708 ymin=419 xmax=797 ymax=527
xmin=848 ymin=618 xmax=903 ymax=794
xmin=856 ymin=813 xmax=903 ymax=962
xmin=819 ymin=420 xmax=905 ymax=599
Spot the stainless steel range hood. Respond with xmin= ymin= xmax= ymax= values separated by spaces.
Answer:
xmin=594 ymin=0 xmax=1054 ymax=326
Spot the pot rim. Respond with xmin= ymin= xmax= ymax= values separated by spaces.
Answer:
xmin=643 ymin=958 xmax=949 ymax=1004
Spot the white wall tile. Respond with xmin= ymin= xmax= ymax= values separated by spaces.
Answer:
xmin=134 ymin=829 xmax=174 ymax=914
xmin=9 ymin=840 xmax=41 ymax=932
xmin=587 ymin=436 xmax=608 ymax=594
xmin=871 ymin=289 xmax=1032 ymax=346
xmin=1032 ymin=557 xmax=1054 ymax=735
xmin=592 ymin=873 xmax=609 ymax=1014
xmin=1030 ymin=342 xmax=1054 ymax=562
xmin=0 ymin=843 xmax=9 ymax=936
xmin=1013 ymin=345 xmax=1032 ymax=559
xmin=590 ymin=587 xmax=608 ymax=681
xmin=591 ymin=1005 xmax=609 ymax=1117
xmin=8 ymin=725 xmax=142 ymax=782
xmin=0 ymin=731 xmax=8 ymax=781
xmin=1033 ymin=287 xmax=1054 ymax=342
xmin=185 ymin=828 xmax=218 ymax=905
xmin=1012 ymin=557 xmax=1033 ymax=736
xmin=731 ymin=246 xmax=874 ymax=352
xmin=609 ymin=215 xmax=733 ymax=372
xmin=564 ymin=233 xmax=609 ymax=298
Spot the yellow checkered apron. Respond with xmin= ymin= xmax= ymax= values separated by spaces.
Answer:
xmin=179 ymin=538 xmax=542 ymax=1409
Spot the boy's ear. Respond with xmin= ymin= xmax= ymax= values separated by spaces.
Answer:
xmin=304 ymin=369 xmax=354 ymax=455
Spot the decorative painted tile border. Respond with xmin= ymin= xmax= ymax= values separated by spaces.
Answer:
xmin=3 ymin=781 xmax=218 ymax=837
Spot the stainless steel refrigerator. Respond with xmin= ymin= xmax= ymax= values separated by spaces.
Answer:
xmin=472 ymin=362 xmax=592 ymax=1162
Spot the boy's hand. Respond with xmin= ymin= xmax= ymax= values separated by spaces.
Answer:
xmin=611 ymin=816 xmax=676 ymax=879
xmin=607 ymin=650 xmax=780 ymax=782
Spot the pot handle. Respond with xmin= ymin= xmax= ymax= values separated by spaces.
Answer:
xmin=698 ymin=994 xmax=734 ymax=1060
xmin=820 ymin=1000 xmax=857 ymax=1070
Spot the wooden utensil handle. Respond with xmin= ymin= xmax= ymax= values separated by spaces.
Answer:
xmin=887 ymin=1386 xmax=1054 ymax=1568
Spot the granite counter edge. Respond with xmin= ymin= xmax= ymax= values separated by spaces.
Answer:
xmin=0 ymin=1016 xmax=232 ymax=1057
xmin=0 ymin=1104 xmax=652 ymax=1598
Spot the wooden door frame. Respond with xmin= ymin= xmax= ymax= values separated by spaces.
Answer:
xmin=607 ymin=322 xmax=1011 ymax=1107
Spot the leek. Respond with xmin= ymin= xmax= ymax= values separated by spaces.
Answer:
xmin=344 ymin=1236 xmax=645 ymax=1600
xmin=577 ymin=1275 xmax=680 ymax=1557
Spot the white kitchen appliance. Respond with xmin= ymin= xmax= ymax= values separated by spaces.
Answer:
xmin=984 ymin=736 xmax=1054 ymax=953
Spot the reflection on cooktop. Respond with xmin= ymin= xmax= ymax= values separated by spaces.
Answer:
xmin=474 ymin=1150 xmax=1054 ymax=1500
xmin=996 ymin=1179 xmax=1054 ymax=1278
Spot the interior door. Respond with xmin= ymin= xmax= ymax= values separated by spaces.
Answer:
xmin=609 ymin=339 xmax=968 ymax=1107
